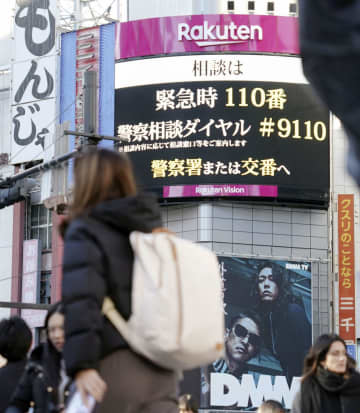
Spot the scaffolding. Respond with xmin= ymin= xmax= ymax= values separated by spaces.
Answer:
xmin=58 ymin=0 xmax=126 ymax=32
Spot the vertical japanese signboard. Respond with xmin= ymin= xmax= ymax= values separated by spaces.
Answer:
xmin=60 ymin=23 xmax=114 ymax=154
xmin=21 ymin=240 xmax=47 ymax=329
xmin=11 ymin=0 xmax=58 ymax=164
xmin=338 ymin=194 xmax=356 ymax=344
xmin=75 ymin=27 xmax=100 ymax=134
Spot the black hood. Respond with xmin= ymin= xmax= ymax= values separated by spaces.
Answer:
xmin=88 ymin=192 xmax=162 ymax=234
xmin=30 ymin=343 xmax=46 ymax=363
xmin=30 ymin=341 xmax=60 ymax=363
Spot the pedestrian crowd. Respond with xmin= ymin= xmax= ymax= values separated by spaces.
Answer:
xmin=0 ymin=149 xmax=195 ymax=413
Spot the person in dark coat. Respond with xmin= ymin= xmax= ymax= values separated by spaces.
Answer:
xmin=201 ymin=310 xmax=264 ymax=410
xmin=60 ymin=148 xmax=178 ymax=413
xmin=299 ymin=0 xmax=360 ymax=186
xmin=0 ymin=316 xmax=32 ymax=412
xmin=6 ymin=303 xmax=70 ymax=413
xmin=251 ymin=261 xmax=311 ymax=382
xmin=291 ymin=333 xmax=360 ymax=413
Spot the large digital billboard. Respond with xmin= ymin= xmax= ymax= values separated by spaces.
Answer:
xmin=200 ymin=256 xmax=312 ymax=411
xmin=115 ymin=55 xmax=329 ymax=205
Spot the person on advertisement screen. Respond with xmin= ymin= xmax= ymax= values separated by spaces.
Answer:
xmin=202 ymin=310 xmax=262 ymax=398
xmin=251 ymin=261 xmax=311 ymax=382
xmin=201 ymin=308 xmax=283 ymax=411
xmin=217 ymin=311 xmax=262 ymax=377
xmin=201 ymin=258 xmax=306 ymax=411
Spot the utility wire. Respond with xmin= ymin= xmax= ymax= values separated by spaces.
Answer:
xmin=0 ymin=302 xmax=51 ymax=310
xmin=0 ymin=149 xmax=78 ymax=188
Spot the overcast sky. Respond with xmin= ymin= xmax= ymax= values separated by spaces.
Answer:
xmin=0 ymin=1 xmax=14 ymax=40
xmin=0 ymin=1 xmax=14 ymax=66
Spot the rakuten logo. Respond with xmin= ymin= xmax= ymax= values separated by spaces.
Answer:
xmin=178 ymin=21 xmax=263 ymax=46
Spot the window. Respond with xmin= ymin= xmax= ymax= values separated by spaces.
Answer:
xmin=267 ymin=2 xmax=274 ymax=12
xmin=248 ymin=1 xmax=255 ymax=12
xmin=37 ymin=327 xmax=47 ymax=346
xmin=40 ymin=271 xmax=51 ymax=304
xmin=228 ymin=1 xmax=235 ymax=11
xmin=29 ymin=205 xmax=52 ymax=250
xmin=289 ymin=3 xmax=297 ymax=14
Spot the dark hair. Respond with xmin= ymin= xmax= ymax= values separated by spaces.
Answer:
xmin=42 ymin=302 xmax=65 ymax=389
xmin=229 ymin=309 xmax=262 ymax=334
xmin=251 ymin=261 xmax=293 ymax=309
xmin=258 ymin=399 xmax=285 ymax=413
xmin=179 ymin=394 xmax=198 ymax=412
xmin=60 ymin=148 xmax=137 ymax=237
xmin=0 ymin=316 xmax=32 ymax=361
xmin=302 ymin=333 xmax=355 ymax=381
xmin=44 ymin=301 xmax=64 ymax=336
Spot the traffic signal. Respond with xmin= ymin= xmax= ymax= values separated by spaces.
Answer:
xmin=0 ymin=178 xmax=37 ymax=209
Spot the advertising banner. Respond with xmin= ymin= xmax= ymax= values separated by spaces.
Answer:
xmin=115 ymin=55 xmax=329 ymax=204
xmin=11 ymin=0 xmax=58 ymax=164
xmin=60 ymin=24 xmax=115 ymax=146
xmin=21 ymin=240 xmax=47 ymax=329
xmin=75 ymin=27 xmax=100 ymax=134
xmin=115 ymin=14 xmax=299 ymax=59
xmin=338 ymin=194 xmax=356 ymax=344
xmin=60 ymin=23 xmax=115 ymax=191
xmin=201 ymin=257 xmax=312 ymax=411
xmin=163 ymin=184 xmax=278 ymax=198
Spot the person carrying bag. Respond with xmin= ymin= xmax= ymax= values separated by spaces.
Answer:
xmin=60 ymin=148 xmax=224 ymax=413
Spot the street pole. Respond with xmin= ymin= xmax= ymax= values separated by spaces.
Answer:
xmin=74 ymin=0 xmax=81 ymax=30
xmin=0 ymin=302 xmax=51 ymax=310
xmin=83 ymin=70 xmax=98 ymax=147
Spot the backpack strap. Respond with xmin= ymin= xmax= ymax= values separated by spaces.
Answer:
xmin=102 ymin=297 xmax=129 ymax=341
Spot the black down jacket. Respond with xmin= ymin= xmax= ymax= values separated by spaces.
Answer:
xmin=299 ymin=0 xmax=360 ymax=185
xmin=0 ymin=359 xmax=27 ymax=412
xmin=6 ymin=344 xmax=69 ymax=413
xmin=61 ymin=193 xmax=162 ymax=377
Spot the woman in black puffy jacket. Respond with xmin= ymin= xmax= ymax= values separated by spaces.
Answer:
xmin=6 ymin=303 xmax=70 ymax=413
xmin=60 ymin=148 xmax=178 ymax=413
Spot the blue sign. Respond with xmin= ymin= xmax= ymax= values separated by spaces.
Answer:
xmin=347 ymin=344 xmax=356 ymax=360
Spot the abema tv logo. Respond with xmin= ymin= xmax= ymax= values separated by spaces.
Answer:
xmin=177 ymin=21 xmax=263 ymax=46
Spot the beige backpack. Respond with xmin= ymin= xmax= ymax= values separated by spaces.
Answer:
xmin=102 ymin=230 xmax=225 ymax=371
